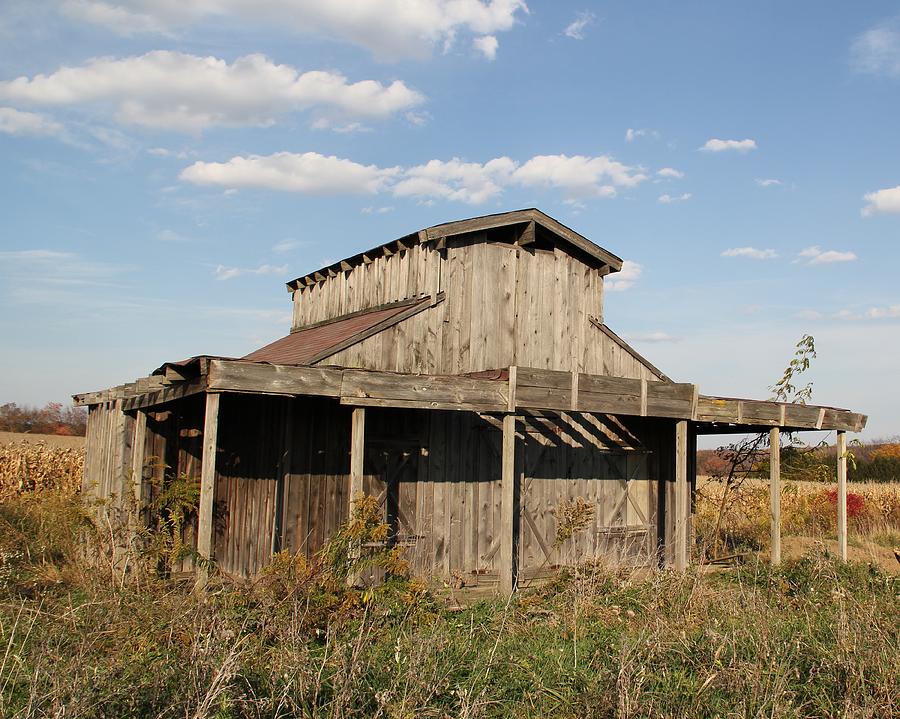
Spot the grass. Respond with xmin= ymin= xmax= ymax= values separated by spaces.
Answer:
xmin=0 ymin=486 xmax=898 ymax=718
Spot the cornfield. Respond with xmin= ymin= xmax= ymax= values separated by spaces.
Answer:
xmin=0 ymin=440 xmax=84 ymax=497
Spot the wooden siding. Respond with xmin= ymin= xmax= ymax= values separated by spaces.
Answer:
xmin=315 ymin=237 xmax=664 ymax=381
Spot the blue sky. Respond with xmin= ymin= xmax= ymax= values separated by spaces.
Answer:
xmin=0 ymin=2 xmax=898 ymax=443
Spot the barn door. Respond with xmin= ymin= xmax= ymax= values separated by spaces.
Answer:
xmin=518 ymin=430 xmax=655 ymax=578
xmin=363 ymin=440 xmax=421 ymax=564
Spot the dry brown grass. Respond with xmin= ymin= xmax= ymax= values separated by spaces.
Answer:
xmin=696 ymin=476 xmax=900 ymax=571
xmin=0 ymin=440 xmax=84 ymax=497
xmin=0 ymin=431 xmax=85 ymax=449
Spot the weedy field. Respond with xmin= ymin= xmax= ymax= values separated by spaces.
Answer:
xmin=0 ymin=438 xmax=897 ymax=718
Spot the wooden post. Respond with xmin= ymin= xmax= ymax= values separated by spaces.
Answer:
xmin=674 ymin=420 xmax=689 ymax=571
xmin=348 ymin=407 xmax=366 ymax=586
xmin=769 ymin=427 xmax=781 ymax=565
xmin=500 ymin=413 xmax=518 ymax=594
xmin=836 ymin=430 xmax=848 ymax=561
xmin=350 ymin=407 xmax=366 ymax=509
xmin=130 ymin=410 xmax=146 ymax=507
xmin=195 ymin=392 xmax=220 ymax=589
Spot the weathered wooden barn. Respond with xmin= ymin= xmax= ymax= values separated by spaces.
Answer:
xmin=75 ymin=209 xmax=867 ymax=591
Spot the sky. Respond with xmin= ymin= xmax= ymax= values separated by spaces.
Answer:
xmin=0 ymin=2 xmax=898 ymax=444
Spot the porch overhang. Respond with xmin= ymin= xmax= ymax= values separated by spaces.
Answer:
xmin=73 ymin=359 xmax=867 ymax=433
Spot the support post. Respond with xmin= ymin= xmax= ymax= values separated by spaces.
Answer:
xmin=500 ymin=413 xmax=518 ymax=594
xmin=769 ymin=427 xmax=781 ymax=565
xmin=836 ymin=430 xmax=848 ymax=561
xmin=196 ymin=392 xmax=220 ymax=589
xmin=130 ymin=410 xmax=147 ymax=507
xmin=348 ymin=407 xmax=366 ymax=586
xmin=674 ymin=420 xmax=689 ymax=571
xmin=350 ymin=407 xmax=366 ymax=509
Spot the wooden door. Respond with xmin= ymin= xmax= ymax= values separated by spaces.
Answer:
xmin=518 ymin=429 xmax=655 ymax=580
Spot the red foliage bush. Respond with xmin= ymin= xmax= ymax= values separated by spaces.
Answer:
xmin=822 ymin=489 xmax=866 ymax=518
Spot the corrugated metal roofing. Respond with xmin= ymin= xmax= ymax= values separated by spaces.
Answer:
xmin=242 ymin=299 xmax=429 ymax=365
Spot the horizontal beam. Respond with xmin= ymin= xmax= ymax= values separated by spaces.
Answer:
xmin=696 ymin=396 xmax=866 ymax=432
xmin=122 ymin=377 xmax=207 ymax=411
xmin=207 ymin=359 xmax=342 ymax=397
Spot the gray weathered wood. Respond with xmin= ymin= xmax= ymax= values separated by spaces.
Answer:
xmin=130 ymin=410 xmax=146 ymax=507
xmin=674 ymin=420 xmax=689 ymax=571
xmin=769 ymin=427 xmax=781 ymax=565
xmin=196 ymin=392 xmax=220 ymax=588
xmin=500 ymin=413 xmax=517 ymax=594
xmin=836 ymin=430 xmax=848 ymax=561
xmin=208 ymin=360 xmax=342 ymax=397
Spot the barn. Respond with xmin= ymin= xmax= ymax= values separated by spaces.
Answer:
xmin=74 ymin=209 xmax=867 ymax=592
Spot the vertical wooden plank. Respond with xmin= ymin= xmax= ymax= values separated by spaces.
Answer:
xmin=674 ymin=420 xmax=689 ymax=571
xmin=836 ymin=430 xmax=848 ymax=561
xmin=769 ymin=427 xmax=781 ymax=565
xmin=130 ymin=410 xmax=147 ymax=506
xmin=196 ymin=393 xmax=220 ymax=587
xmin=350 ymin=407 xmax=366 ymax=512
xmin=500 ymin=413 xmax=518 ymax=594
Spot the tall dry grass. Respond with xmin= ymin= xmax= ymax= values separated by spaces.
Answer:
xmin=0 ymin=441 xmax=84 ymax=497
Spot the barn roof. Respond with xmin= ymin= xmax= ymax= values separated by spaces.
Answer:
xmin=286 ymin=208 xmax=623 ymax=292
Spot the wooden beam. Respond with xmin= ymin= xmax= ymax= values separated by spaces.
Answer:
xmin=195 ymin=392 xmax=220 ymax=590
xmin=769 ymin=427 xmax=781 ymax=566
xmin=674 ymin=420 xmax=689 ymax=571
xmin=836 ymin=430 xmax=848 ymax=561
xmin=208 ymin=360 xmax=342 ymax=398
xmin=500 ymin=414 xmax=518 ymax=594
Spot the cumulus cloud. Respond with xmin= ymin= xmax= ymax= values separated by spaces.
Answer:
xmin=605 ymin=260 xmax=642 ymax=292
xmin=473 ymin=35 xmax=498 ymax=60
xmin=658 ymin=192 xmax=691 ymax=204
xmin=512 ymin=154 xmax=647 ymax=197
xmin=700 ymin=138 xmax=757 ymax=153
xmin=181 ymin=152 xmax=400 ymax=195
xmin=0 ymin=106 xmax=65 ymax=138
xmin=564 ymin=11 xmax=595 ymax=40
xmin=215 ymin=263 xmax=288 ymax=281
xmin=756 ymin=178 xmax=782 ymax=187
xmin=722 ymin=247 xmax=778 ymax=260
xmin=181 ymin=150 xmax=648 ymax=204
xmin=0 ymin=51 xmax=424 ymax=132
xmin=851 ymin=21 xmax=900 ymax=77
xmin=657 ymin=167 xmax=684 ymax=179
xmin=797 ymin=246 xmax=858 ymax=265
xmin=862 ymin=185 xmax=900 ymax=216
xmin=60 ymin=0 xmax=529 ymax=61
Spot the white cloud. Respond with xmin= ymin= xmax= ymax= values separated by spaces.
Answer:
xmin=272 ymin=239 xmax=301 ymax=253
xmin=215 ymin=263 xmax=288 ymax=281
xmin=862 ymin=185 xmax=900 ymax=217
xmin=625 ymin=127 xmax=658 ymax=142
xmin=394 ymin=157 xmax=516 ymax=204
xmin=0 ymin=51 xmax=424 ymax=132
xmin=60 ymin=0 xmax=529 ymax=61
xmin=796 ymin=309 xmax=824 ymax=321
xmin=658 ymin=192 xmax=691 ymax=204
xmin=722 ymin=247 xmax=778 ymax=260
xmin=0 ymin=106 xmax=65 ymax=138
xmin=564 ymin=11 xmax=595 ymax=40
xmin=797 ymin=246 xmax=858 ymax=265
xmin=181 ymin=150 xmax=647 ymax=204
xmin=657 ymin=167 xmax=684 ymax=179
xmin=156 ymin=229 xmax=191 ymax=243
xmin=512 ymin=154 xmax=647 ymax=197
xmin=866 ymin=304 xmax=900 ymax=319
xmin=756 ymin=178 xmax=782 ymax=187
xmin=361 ymin=206 xmax=395 ymax=214
xmin=851 ymin=22 xmax=900 ymax=77
xmin=605 ymin=260 xmax=642 ymax=292
xmin=700 ymin=138 xmax=757 ymax=153
xmin=625 ymin=331 xmax=679 ymax=343
xmin=473 ymin=35 xmax=498 ymax=60
xmin=181 ymin=152 xmax=401 ymax=195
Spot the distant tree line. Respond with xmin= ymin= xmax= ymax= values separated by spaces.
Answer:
xmin=698 ymin=438 xmax=900 ymax=484
xmin=0 ymin=402 xmax=87 ymax=436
